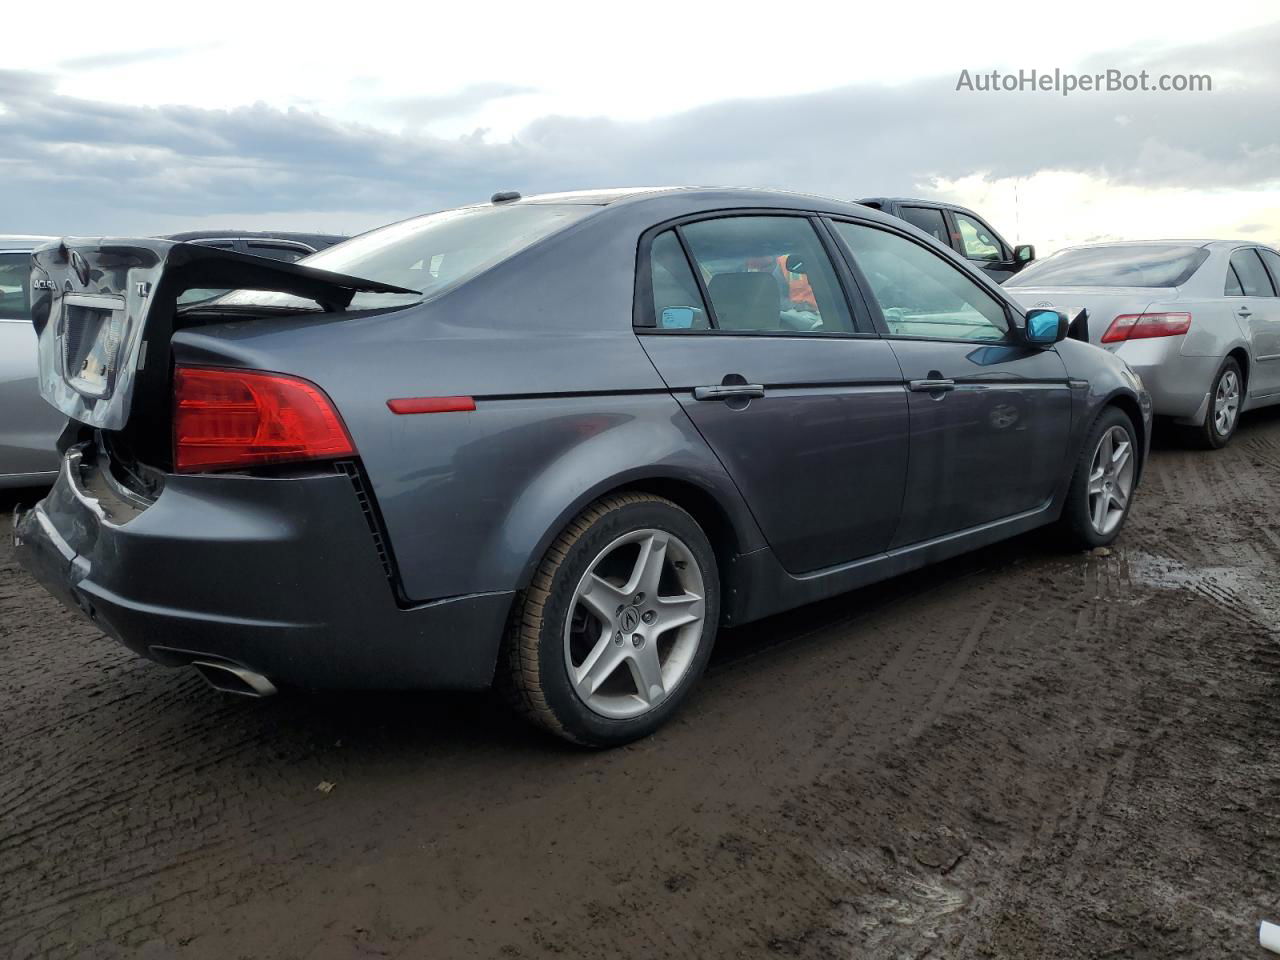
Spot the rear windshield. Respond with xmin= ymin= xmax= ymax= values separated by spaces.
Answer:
xmin=1008 ymin=244 xmax=1208 ymax=288
xmin=214 ymin=204 xmax=593 ymax=311
xmin=0 ymin=252 xmax=31 ymax=321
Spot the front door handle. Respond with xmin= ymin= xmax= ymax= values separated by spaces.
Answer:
xmin=693 ymin=384 xmax=766 ymax=402
xmin=908 ymin=378 xmax=956 ymax=393
xmin=1238 ymin=307 xmax=1253 ymax=318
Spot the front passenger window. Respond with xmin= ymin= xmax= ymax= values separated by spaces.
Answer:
xmin=679 ymin=216 xmax=854 ymax=333
xmin=954 ymin=213 xmax=1003 ymax=262
xmin=832 ymin=221 xmax=1009 ymax=342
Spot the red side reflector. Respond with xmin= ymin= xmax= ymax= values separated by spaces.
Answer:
xmin=1101 ymin=312 xmax=1192 ymax=344
xmin=386 ymin=396 xmax=476 ymax=415
xmin=173 ymin=366 xmax=354 ymax=473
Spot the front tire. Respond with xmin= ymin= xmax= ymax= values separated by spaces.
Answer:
xmin=1059 ymin=406 xmax=1139 ymax=549
xmin=1187 ymin=357 xmax=1243 ymax=449
xmin=502 ymin=493 xmax=720 ymax=747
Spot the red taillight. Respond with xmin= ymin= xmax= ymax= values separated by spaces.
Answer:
xmin=1101 ymin=312 xmax=1192 ymax=344
xmin=173 ymin=366 xmax=354 ymax=473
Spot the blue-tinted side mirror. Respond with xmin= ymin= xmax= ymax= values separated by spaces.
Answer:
xmin=1025 ymin=308 xmax=1067 ymax=345
xmin=660 ymin=306 xmax=696 ymax=329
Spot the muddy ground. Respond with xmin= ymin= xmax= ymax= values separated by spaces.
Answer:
xmin=2 ymin=411 xmax=1279 ymax=960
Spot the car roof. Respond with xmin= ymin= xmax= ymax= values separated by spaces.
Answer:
xmin=507 ymin=186 xmax=898 ymax=221
xmin=1046 ymin=239 xmax=1266 ymax=254
xmin=857 ymin=197 xmax=982 ymax=216
xmin=517 ymin=187 xmax=697 ymax=205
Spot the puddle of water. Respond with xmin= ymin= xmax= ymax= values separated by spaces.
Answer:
xmin=1124 ymin=551 xmax=1278 ymax=624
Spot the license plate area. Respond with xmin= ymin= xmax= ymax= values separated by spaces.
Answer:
xmin=59 ymin=293 xmax=127 ymax=400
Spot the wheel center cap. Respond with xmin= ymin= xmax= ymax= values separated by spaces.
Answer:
xmin=619 ymin=607 xmax=640 ymax=632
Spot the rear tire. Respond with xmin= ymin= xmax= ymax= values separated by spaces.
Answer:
xmin=1185 ymin=357 xmax=1242 ymax=449
xmin=501 ymin=493 xmax=719 ymax=747
xmin=1058 ymin=406 xmax=1139 ymax=550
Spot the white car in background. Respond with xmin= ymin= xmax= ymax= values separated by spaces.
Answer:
xmin=1009 ymin=240 xmax=1280 ymax=448
xmin=1 ymin=235 xmax=63 ymax=488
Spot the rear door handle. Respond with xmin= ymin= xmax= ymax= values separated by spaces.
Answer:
xmin=908 ymin=378 xmax=956 ymax=393
xmin=693 ymin=384 xmax=766 ymax=401
xmin=1238 ymin=307 xmax=1253 ymax=318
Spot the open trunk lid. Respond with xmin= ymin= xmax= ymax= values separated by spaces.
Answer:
xmin=29 ymin=238 xmax=415 ymax=431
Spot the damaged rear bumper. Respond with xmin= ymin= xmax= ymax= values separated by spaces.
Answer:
xmin=13 ymin=445 xmax=511 ymax=691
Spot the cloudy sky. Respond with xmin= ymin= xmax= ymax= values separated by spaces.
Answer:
xmin=4 ymin=0 xmax=1280 ymax=253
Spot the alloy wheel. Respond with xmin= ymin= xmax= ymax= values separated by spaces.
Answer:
xmin=1087 ymin=425 xmax=1135 ymax=536
xmin=563 ymin=529 xmax=706 ymax=720
xmin=1214 ymin=369 xmax=1241 ymax=437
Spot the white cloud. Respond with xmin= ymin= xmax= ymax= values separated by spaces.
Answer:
xmin=6 ymin=0 xmax=1279 ymax=139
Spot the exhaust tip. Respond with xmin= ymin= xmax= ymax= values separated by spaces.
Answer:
xmin=192 ymin=660 xmax=277 ymax=698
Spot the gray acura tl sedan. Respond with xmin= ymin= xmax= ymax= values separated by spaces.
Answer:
xmin=14 ymin=188 xmax=1151 ymax=746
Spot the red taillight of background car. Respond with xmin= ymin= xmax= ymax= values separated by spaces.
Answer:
xmin=1100 ymin=312 xmax=1192 ymax=344
xmin=173 ymin=366 xmax=354 ymax=473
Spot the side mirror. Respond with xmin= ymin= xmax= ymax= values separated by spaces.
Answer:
xmin=1025 ymin=308 xmax=1068 ymax=345
xmin=1013 ymin=244 xmax=1036 ymax=265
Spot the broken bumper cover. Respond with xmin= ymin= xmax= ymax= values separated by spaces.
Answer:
xmin=13 ymin=447 xmax=511 ymax=690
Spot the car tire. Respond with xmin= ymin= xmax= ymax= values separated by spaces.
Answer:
xmin=1187 ymin=357 xmax=1243 ymax=449
xmin=1059 ymin=406 xmax=1140 ymax=550
xmin=501 ymin=493 xmax=720 ymax=747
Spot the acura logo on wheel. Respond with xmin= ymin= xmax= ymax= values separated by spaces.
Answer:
xmin=620 ymin=607 xmax=640 ymax=632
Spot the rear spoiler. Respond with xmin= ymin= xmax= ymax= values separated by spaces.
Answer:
xmin=29 ymin=237 xmax=417 ymax=430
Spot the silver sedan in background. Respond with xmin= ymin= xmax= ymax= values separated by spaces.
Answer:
xmin=1009 ymin=239 xmax=1280 ymax=447
xmin=1 ymin=235 xmax=63 ymax=488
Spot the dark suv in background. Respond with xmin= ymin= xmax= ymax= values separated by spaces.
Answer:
xmin=162 ymin=230 xmax=347 ymax=305
xmin=858 ymin=198 xmax=1034 ymax=283
xmin=162 ymin=230 xmax=347 ymax=263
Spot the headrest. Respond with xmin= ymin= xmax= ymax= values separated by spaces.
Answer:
xmin=707 ymin=272 xmax=779 ymax=330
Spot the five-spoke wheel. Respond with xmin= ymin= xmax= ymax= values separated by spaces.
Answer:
xmin=503 ymin=493 xmax=719 ymax=747
xmin=1061 ymin=406 xmax=1140 ymax=548
xmin=565 ymin=529 xmax=706 ymax=719
xmin=1086 ymin=425 xmax=1135 ymax=537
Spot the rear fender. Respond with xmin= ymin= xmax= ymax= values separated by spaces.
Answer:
xmin=492 ymin=398 xmax=765 ymax=596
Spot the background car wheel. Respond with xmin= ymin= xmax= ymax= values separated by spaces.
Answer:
xmin=1187 ymin=357 xmax=1243 ymax=449
xmin=501 ymin=493 xmax=719 ymax=747
xmin=1059 ymin=406 xmax=1139 ymax=550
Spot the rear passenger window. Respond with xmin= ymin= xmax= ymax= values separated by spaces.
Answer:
xmin=832 ymin=220 xmax=1009 ymax=342
xmin=1258 ymin=249 xmax=1280 ymax=293
xmin=1230 ymin=250 xmax=1276 ymax=297
xmin=1225 ymin=265 xmax=1244 ymax=297
xmin=678 ymin=217 xmax=854 ymax=333
xmin=648 ymin=230 xmax=710 ymax=329
xmin=899 ymin=207 xmax=949 ymax=246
